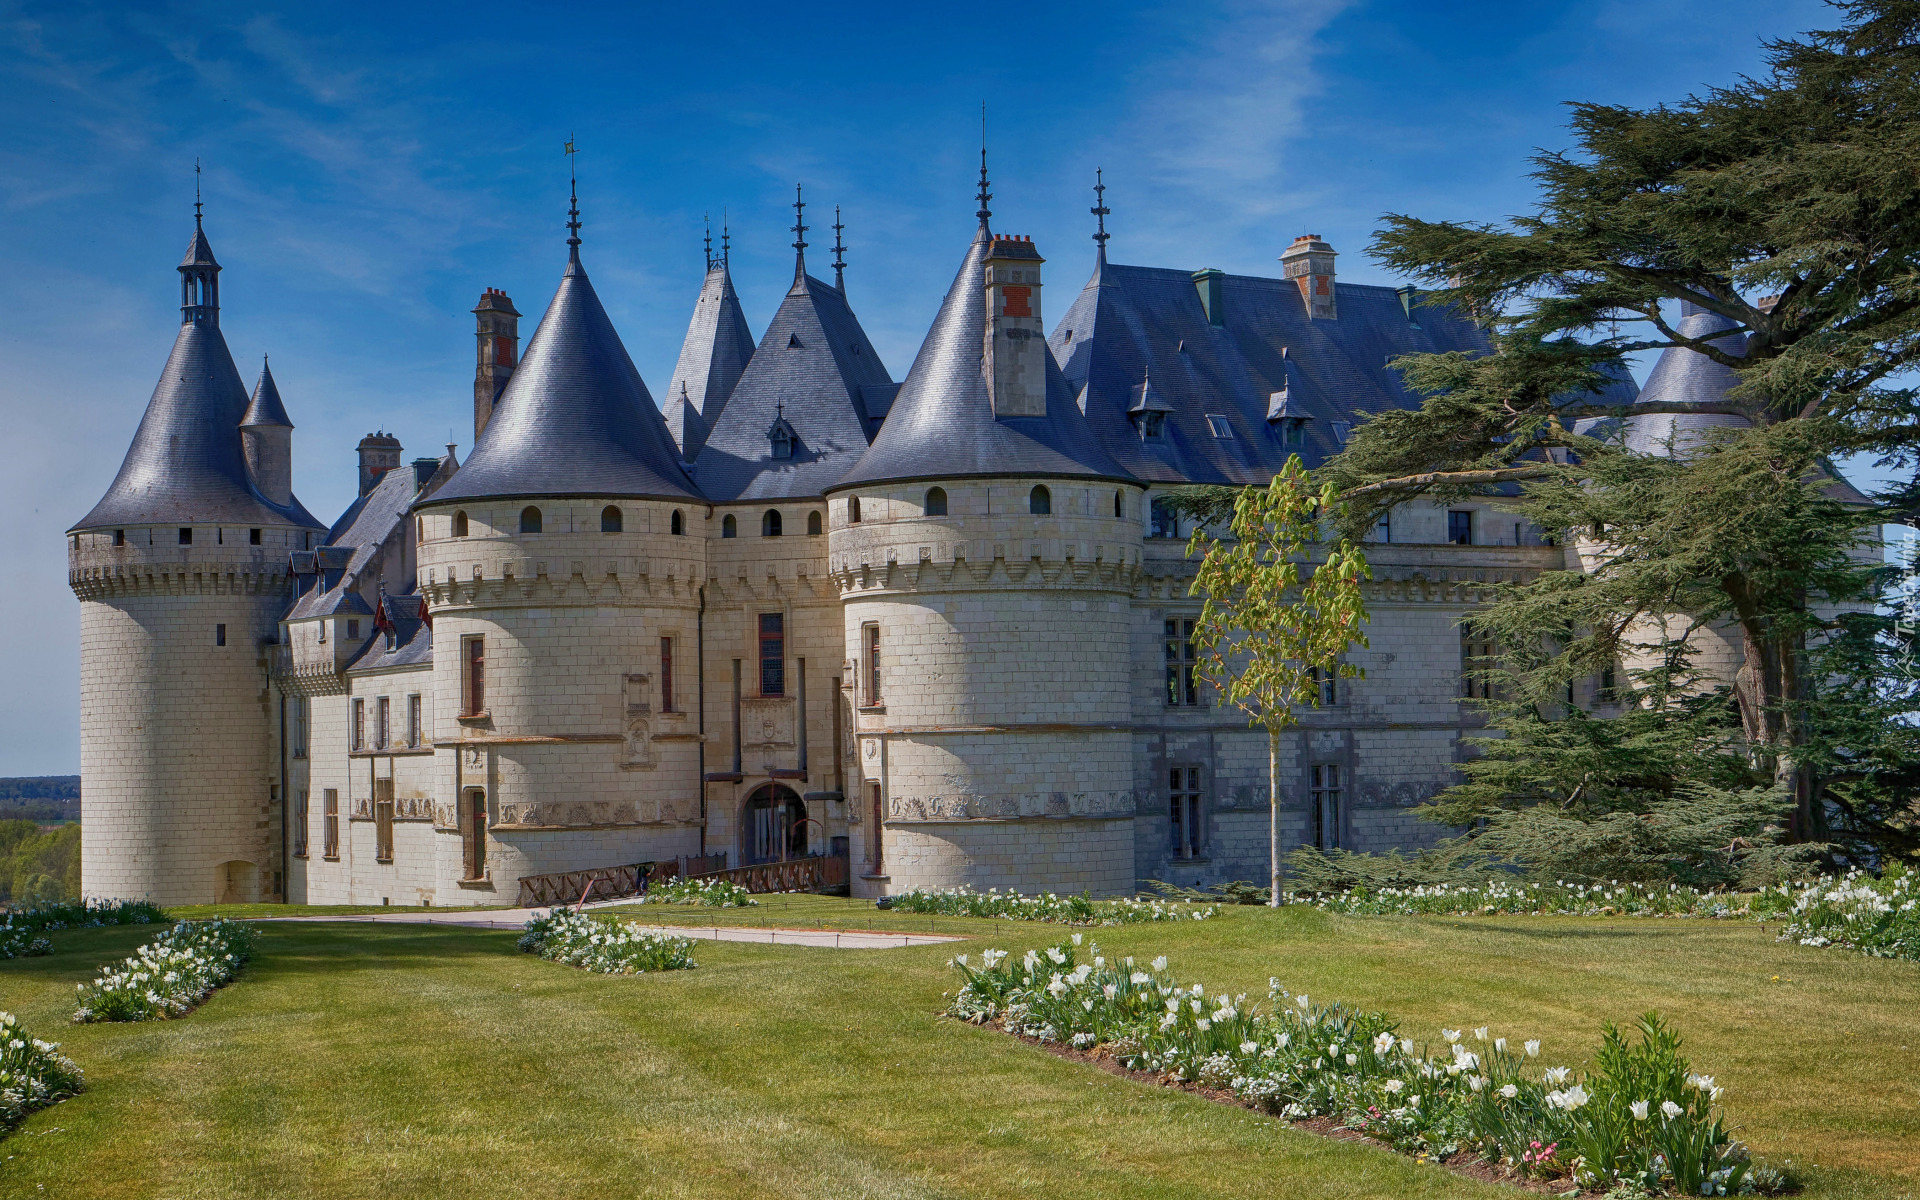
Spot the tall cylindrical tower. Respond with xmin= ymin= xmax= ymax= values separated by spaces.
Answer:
xmin=415 ymin=213 xmax=711 ymax=897
xmin=68 ymin=211 xmax=325 ymax=904
xmin=829 ymin=197 xmax=1142 ymax=897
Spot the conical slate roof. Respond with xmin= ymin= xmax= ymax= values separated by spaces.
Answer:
xmin=73 ymin=301 xmax=322 ymax=531
xmin=664 ymin=261 xmax=755 ymax=459
xmin=181 ymin=220 xmax=218 ymax=268
xmin=1624 ymin=302 xmax=1752 ymax=457
xmin=242 ymin=358 xmax=293 ymax=428
xmin=428 ymin=251 xmax=700 ymax=504
xmin=692 ymin=271 xmax=893 ymax=501
xmin=834 ymin=224 xmax=1128 ymax=488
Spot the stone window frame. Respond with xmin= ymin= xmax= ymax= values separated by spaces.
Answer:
xmin=350 ymin=698 xmax=366 ymax=752
xmin=322 ymin=788 xmax=340 ymax=860
xmin=406 ymin=694 xmax=422 ymax=748
xmin=293 ymin=789 xmax=309 ymax=858
xmin=860 ymin=622 xmax=882 ymax=709
xmin=1310 ymin=763 xmax=1344 ymax=850
xmin=1164 ymin=617 xmax=1201 ymax=707
xmin=1169 ymin=764 xmax=1206 ymax=860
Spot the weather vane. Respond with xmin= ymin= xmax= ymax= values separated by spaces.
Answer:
xmin=832 ymin=205 xmax=846 ymax=291
xmin=564 ymin=134 xmax=581 ymax=250
xmin=1092 ymin=168 xmax=1110 ymax=254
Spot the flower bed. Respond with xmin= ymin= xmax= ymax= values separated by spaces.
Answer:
xmin=948 ymin=939 xmax=1787 ymax=1196
xmin=0 ymin=1012 xmax=83 ymax=1133
xmin=890 ymin=887 xmax=1217 ymax=926
xmin=1780 ymin=868 xmax=1917 ymax=959
xmin=519 ymin=909 xmax=697 ymax=974
xmin=0 ymin=918 xmax=52 ymax=959
xmin=3 ymin=899 xmax=167 ymax=931
xmin=72 ymin=919 xmax=257 ymax=1023
xmin=635 ymin=877 xmax=758 ymax=908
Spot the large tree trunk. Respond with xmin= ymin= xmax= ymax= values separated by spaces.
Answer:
xmin=1728 ymin=578 xmax=1827 ymax=843
xmin=1269 ymin=730 xmax=1285 ymax=907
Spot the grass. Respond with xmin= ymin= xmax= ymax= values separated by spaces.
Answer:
xmin=0 ymin=899 xmax=1913 ymax=1199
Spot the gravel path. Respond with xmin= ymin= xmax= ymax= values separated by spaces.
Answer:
xmin=262 ymin=904 xmax=964 ymax=949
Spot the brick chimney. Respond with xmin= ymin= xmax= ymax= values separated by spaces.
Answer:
xmin=357 ymin=431 xmax=402 ymax=497
xmin=984 ymin=234 xmax=1046 ymax=419
xmin=1280 ymin=235 xmax=1337 ymax=320
xmin=472 ymin=287 xmax=521 ymax=441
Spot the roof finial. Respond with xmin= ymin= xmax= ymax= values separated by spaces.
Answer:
xmin=704 ymin=213 xmax=713 ymax=271
xmin=975 ymin=102 xmax=992 ymax=231
xmin=721 ymin=208 xmax=731 ymax=268
xmin=1092 ymin=168 xmax=1111 ymax=262
xmin=790 ymin=184 xmax=808 ymax=281
xmin=194 ymin=158 xmax=203 ymax=227
xmin=832 ymin=205 xmax=847 ymax=292
xmin=564 ymin=134 xmax=581 ymax=262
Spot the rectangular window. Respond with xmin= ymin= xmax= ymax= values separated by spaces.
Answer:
xmin=293 ymin=696 xmax=309 ymax=758
xmin=215 ymin=623 xmax=226 ymax=647
xmin=869 ymin=782 xmax=884 ymax=872
xmin=1599 ymin=665 xmax=1617 ymax=703
xmin=1447 ymin=510 xmax=1473 ymax=545
xmin=1331 ymin=420 xmax=1350 ymax=445
xmin=1164 ymin=618 xmax=1199 ymax=706
xmin=1375 ymin=514 xmax=1391 ymax=543
xmin=179 ymin=527 xmax=193 ymax=545
xmin=862 ymin=624 xmax=882 ymax=707
xmin=406 ymin=694 xmax=421 ymax=748
xmin=463 ymin=636 xmax=485 ymax=715
xmin=1150 ymin=498 xmax=1179 ymax=540
xmin=374 ymin=778 xmax=394 ymax=863
xmin=249 ymin=528 xmax=261 ymax=545
xmin=346 ymin=619 xmax=360 ymax=640
xmin=758 ymin=613 xmax=785 ymax=696
xmin=318 ymin=621 xmax=326 ymax=644
xmin=660 ymin=636 xmax=674 ymax=713
xmin=113 ymin=529 xmax=125 ymax=546
xmin=376 ymin=696 xmax=390 ymax=751
xmin=323 ymin=788 xmax=339 ymax=858
xmin=1461 ymin=625 xmax=1497 ymax=700
xmin=1307 ymin=665 xmax=1339 ymax=707
xmin=1205 ymin=413 xmax=1234 ymax=438
xmin=293 ymin=790 xmax=309 ymax=857
xmin=1169 ymin=766 xmax=1203 ymax=859
xmin=1311 ymin=764 xmax=1343 ymax=850
xmin=351 ymin=698 xmax=365 ymax=752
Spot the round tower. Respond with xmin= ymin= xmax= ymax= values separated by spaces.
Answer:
xmin=68 ymin=209 xmax=325 ymax=904
xmin=414 ymin=197 xmax=710 ymax=899
xmin=829 ymin=200 xmax=1143 ymax=897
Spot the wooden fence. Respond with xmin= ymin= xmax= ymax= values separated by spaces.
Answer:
xmin=686 ymin=853 xmax=848 ymax=895
xmin=516 ymin=860 xmax=678 ymax=908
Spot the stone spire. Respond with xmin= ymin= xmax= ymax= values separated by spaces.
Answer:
xmin=665 ymin=231 xmax=757 ymax=460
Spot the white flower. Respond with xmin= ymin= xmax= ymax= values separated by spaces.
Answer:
xmin=1152 ymin=956 xmax=1168 ymax=972
xmin=1130 ymin=971 xmax=1151 ymax=985
xmin=1631 ymin=1100 xmax=1650 ymax=1120
xmin=1345 ymin=1053 xmax=1357 ymax=1067
xmin=1474 ymin=1027 xmax=1489 ymax=1041
xmin=1543 ymin=1066 xmax=1570 ymax=1086
xmin=1277 ymin=1033 xmax=1290 ymax=1049
xmin=1469 ymin=1075 xmax=1487 ymax=1092
xmin=1046 ymin=948 xmax=1068 ymax=965
xmin=1190 ymin=999 xmax=1202 ymax=1014
xmin=1071 ymin=933 xmax=1083 ymax=946
xmin=1196 ymin=1019 xmax=1212 ymax=1031
xmin=954 ymin=954 xmax=969 ymax=967
xmin=1296 ymin=994 xmax=1310 ymax=1010
xmin=1442 ymin=1028 xmax=1461 ymax=1044
xmin=1494 ymin=1037 xmax=1507 ymax=1053
xmin=1373 ymin=1032 xmax=1396 ymax=1055
xmin=1383 ymin=1079 xmax=1404 ymax=1094
xmin=1524 ymin=1040 xmax=1541 ymax=1058
xmin=1103 ymin=984 xmax=1118 ymax=999
xmin=1240 ymin=1041 xmax=1259 ymax=1055
xmin=1399 ymin=1038 xmax=1415 ymax=1055
xmin=1662 ymin=1100 xmax=1684 ymax=1119
xmin=1499 ymin=1084 xmax=1518 ymax=1099
xmin=1563 ymin=1084 xmax=1589 ymax=1110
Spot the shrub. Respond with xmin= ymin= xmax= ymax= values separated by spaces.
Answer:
xmin=0 ymin=1011 xmax=82 ymax=1133
xmin=637 ymin=877 xmax=758 ymax=907
xmin=73 ymin=919 xmax=257 ymax=1023
xmin=0 ymin=918 xmax=51 ymax=959
xmin=6 ymin=898 xmax=167 ymax=931
xmin=947 ymin=940 xmax=1781 ymax=1196
xmin=519 ymin=909 xmax=697 ymax=974
xmin=891 ymin=887 xmax=1217 ymax=926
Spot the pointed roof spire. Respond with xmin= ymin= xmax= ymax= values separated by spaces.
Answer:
xmin=181 ymin=160 xmax=219 ymax=271
xmin=704 ymin=213 xmax=714 ymax=272
xmin=243 ymin=354 xmax=293 ymax=428
xmin=722 ymin=209 xmax=731 ymax=268
xmin=790 ymin=184 xmax=808 ymax=282
xmin=1091 ymin=168 xmax=1111 ymax=265
xmin=832 ymin=205 xmax=847 ymax=293
xmin=564 ymin=133 xmax=582 ymax=267
xmin=666 ymin=240 xmax=757 ymax=459
xmin=975 ymin=103 xmax=993 ymax=233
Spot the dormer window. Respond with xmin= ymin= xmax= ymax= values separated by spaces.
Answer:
xmin=1141 ymin=411 xmax=1167 ymax=440
xmin=1331 ymin=420 xmax=1351 ymax=445
xmin=1206 ymin=414 xmax=1234 ymax=438
xmin=788 ymin=333 xmax=802 ymax=347
xmin=1129 ymin=370 xmax=1172 ymax=442
xmin=767 ymin=407 xmax=798 ymax=461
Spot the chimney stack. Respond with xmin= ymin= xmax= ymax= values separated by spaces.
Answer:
xmin=472 ymin=287 xmax=521 ymax=441
xmin=983 ymin=234 xmax=1047 ymax=419
xmin=357 ymin=431 xmax=402 ymax=497
xmin=1280 ymin=235 xmax=1337 ymax=320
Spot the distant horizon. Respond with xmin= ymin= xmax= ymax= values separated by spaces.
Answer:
xmin=7 ymin=0 xmax=1895 ymax=776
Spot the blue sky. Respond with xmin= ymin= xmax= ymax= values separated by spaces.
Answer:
xmin=0 ymin=0 xmax=1863 ymax=775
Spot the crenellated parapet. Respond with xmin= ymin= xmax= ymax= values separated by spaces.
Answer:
xmin=414 ymin=499 xmax=706 ymax=612
xmin=68 ymin=532 xmax=298 ymax=603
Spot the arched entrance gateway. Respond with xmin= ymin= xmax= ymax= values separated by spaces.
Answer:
xmin=740 ymin=784 xmax=808 ymax=865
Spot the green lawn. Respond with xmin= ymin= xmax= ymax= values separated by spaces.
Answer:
xmin=1 ymin=900 xmax=1914 ymax=1199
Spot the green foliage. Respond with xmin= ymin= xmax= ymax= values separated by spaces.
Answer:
xmin=517 ymin=909 xmax=697 ymax=974
xmin=72 ymin=920 xmax=257 ymax=1023
xmin=888 ymin=886 xmax=1217 ymax=925
xmin=0 ymin=1010 xmax=82 ymax=1135
xmin=636 ymin=877 xmax=759 ymax=907
xmin=1186 ymin=458 xmax=1372 ymax=902
xmin=0 ymin=821 xmax=81 ymax=905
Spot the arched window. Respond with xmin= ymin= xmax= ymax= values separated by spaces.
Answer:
xmin=848 ymin=496 xmax=862 ymax=523
xmin=763 ymin=509 xmax=783 ymax=537
xmin=925 ymin=486 xmax=948 ymax=516
xmin=1029 ymin=485 xmax=1051 ymax=516
xmin=519 ymin=506 xmax=542 ymax=534
xmin=722 ymin=514 xmax=737 ymax=538
xmin=601 ymin=505 xmax=623 ymax=533
xmin=807 ymin=510 xmax=822 ymax=535
xmin=670 ymin=509 xmax=684 ymax=536
xmin=1113 ymin=490 xmax=1124 ymax=518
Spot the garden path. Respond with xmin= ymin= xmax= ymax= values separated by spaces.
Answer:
xmin=261 ymin=905 xmax=964 ymax=949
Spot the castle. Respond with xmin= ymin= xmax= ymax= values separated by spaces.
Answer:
xmin=71 ymin=167 xmax=1705 ymax=908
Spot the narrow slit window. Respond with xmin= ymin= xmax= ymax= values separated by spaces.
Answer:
xmin=1311 ymin=764 xmax=1343 ymax=849
xmin=758 ymin=613 xmax=785 ymax=696
xmin=1165 ymin=619 xmax=1199 ymax=706
xmin=660 ymin=636 xmax=674 ymax=713
xmin=863 ymin=624 xmax=881 ymax=706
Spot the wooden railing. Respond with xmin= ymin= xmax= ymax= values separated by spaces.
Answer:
xmin=687 ymin=853 xmax=848 ymax=895
xmin=517 ymin=860 xmax=679 ymax=908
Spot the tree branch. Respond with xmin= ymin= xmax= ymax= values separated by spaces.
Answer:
xmin=1336 ymin=465 xmax=1558 ymax=502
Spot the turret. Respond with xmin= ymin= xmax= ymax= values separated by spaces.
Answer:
xmin=665 ymin=218 xmax=756 ymax=459
xmin=472 ymin=288 xmax=521 ymax=442
xmin=358 ymin=431 xmax=402 ymax=496
xmin=241 ymin=357 xmax=294 ymax=506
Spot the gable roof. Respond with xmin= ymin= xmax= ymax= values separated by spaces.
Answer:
xmin=664 ymin=262 xmax=756 ymax=459
xmin=691 ymin=271 xmax=894 ymax=501
xmin=834 ymin=224 xmax=1129 ymax=489
xmin=73 ymin=305 xmax=323 ymax=532
xmin=426 ymin=250 xmax=700 ymax=505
